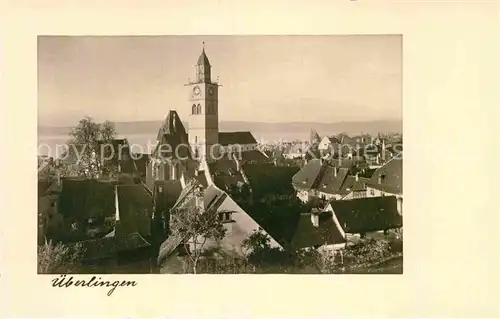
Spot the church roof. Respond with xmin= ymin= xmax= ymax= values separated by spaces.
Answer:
xmin=156 ymin=110 xmax=187 ymax=141
xmin=197 ymin=48 xmax=211 ymax=66
xmin=154 ymin=110 xmax=190 ymax=160
xmin=218 ymin=132 xmax=257 ymax=146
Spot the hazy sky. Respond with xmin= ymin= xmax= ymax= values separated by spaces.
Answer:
xmin=38 ymin=35 xmax=401 ymax=126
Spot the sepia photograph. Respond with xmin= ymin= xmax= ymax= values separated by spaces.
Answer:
xmin=37 ymin=35 xmax=403 ymax=275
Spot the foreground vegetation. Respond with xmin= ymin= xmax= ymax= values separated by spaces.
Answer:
xmin=169 ymin=232 xmax=403 ymax=274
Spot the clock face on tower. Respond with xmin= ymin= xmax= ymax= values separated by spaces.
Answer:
xmin=208 ymin=87 xmax=214 ymax=96
xmin=193 ymin=86 xmax=201 ymax=96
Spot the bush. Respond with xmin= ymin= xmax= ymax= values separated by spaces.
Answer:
xmin=343 ymin=238 xmax=393 ymax=267
xmin=38 ymin=240 xmax=85 ymax=274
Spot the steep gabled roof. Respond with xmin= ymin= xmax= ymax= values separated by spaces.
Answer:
xmin=352 ymin=177 xmax=371 ymax=191
xmin=290 ymin=212 xmax=346 ymax=249
xmin=328 ymin=196 xmax=402 ymax=233
xmin=116 ymin=184 xmax=153 ymax=237
xmin=157 ymin=184 xmax=228 ymax=264
xmin=58 ymin=178 xmax=115 ymax=220
xmin=76 ymin=232 xmax=151 ymax=261
xmin=338 ymin=175 xmax=357 ymax=196
xmin=209 ymin=159 xmax=246 ymax=191
xmin=154 ymin=110 xmax=190 ymax=160
xmin=243 ymin=163 xmax=299 ymax=197
xmin=291 ymin=159 xmax=326 ymax=190
xmin=368 ymin=156 xmax=403 ymax=195
xmin=317 ymin=167 xmax=349 ymax=195
xmin=156 ymin=110 xmax=187 ymax=141
xmin=218 ymin=131 xmax=257 ymax=146
xmin=153 ymin=180 xmax=183 ymax=217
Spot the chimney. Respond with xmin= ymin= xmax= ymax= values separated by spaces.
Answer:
xmin=396 ymin=196 xmax=403 ymax=215
xmin=171 ymin=163 xmax=177 ymax=180
xmin=311 ymin=212 xmax=319 ymax=227
xmin=114 ymin=186 xmax=120 ymax=222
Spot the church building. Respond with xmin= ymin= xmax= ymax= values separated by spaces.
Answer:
xmin=147 ymin=44 xmax=269 ymax=186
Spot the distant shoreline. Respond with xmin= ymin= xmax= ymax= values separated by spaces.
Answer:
xmin=38 ymin=119 xmax=402 ymax=136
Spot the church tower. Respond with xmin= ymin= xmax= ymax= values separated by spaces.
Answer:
xmin=187 ymin=44 xmax=219 ymax=162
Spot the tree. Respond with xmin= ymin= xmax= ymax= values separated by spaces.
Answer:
xmin=37 ymin=239 xmax=85 ymax=274
xmin=169 ymin=184 xmax=227 ymax=274
xmin=67 ymin=117 xmax=117 ymax=179
xmin=242 ymin=231 xmax=289 ymax=269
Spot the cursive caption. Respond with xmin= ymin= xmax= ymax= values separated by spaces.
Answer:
xmin=52 ymin=274 xmax=137 ymax=296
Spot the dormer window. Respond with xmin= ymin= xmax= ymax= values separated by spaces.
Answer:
xmin=378 ymin=174 xmax=386 ymax=184
xmin=218 ymin=212 xmax=233 ymax=222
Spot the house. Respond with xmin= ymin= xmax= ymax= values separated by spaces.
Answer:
xmin=57 ymin=178 xmax=116 ymax=226
xmin=291 ymin=158 xmax=369 ymax=202
xmin=366 ymin=155 xmax=403 ymax=198
xmin=69 ymin=182 xmax=154 ymax=271
xmin=315 ymin=167 xmax=350 ymax=200
xmin=318 ymin=136 xmax=340 ymax=151
xmin=157 ymin=180 xmax=282 ymax=272
xmin=324 ymin=196 xmax=403 ymax=238
xmin=291 ymin=159 xmax=327 ymax=202
xmin=340 ymin=175 xmax=372 ymax=200
xmin=282 ymin=143 xmax=305 ymax=159
xmin=52 ymin=177 xmax=154 ymax=243
xmin=289 ymin=211 xmax=346 ymax=251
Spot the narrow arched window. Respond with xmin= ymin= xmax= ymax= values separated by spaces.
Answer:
xmin=197 ymin=104 xmax=202 ymax=114
xmin=192 ymin=104 xmax=197 ymax=114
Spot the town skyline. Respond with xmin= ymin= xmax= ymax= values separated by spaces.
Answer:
xmin=38 ymin=35 xmax=402 ymax=126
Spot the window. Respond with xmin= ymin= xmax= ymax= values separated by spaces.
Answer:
xmin=158 ymin=185 xmax=163 ymax=193
xmin=219 ymin=212 xmax=233 ymax=222
xmin=369 ymin=189 xmax=375 ymax=196
xmin=378 ymin=174 xmax=386 ymax=184
xmin=196 ymin=104 xmax=202 ymax=114
xmin=192 ymin=104 xmax=197 ymax=114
